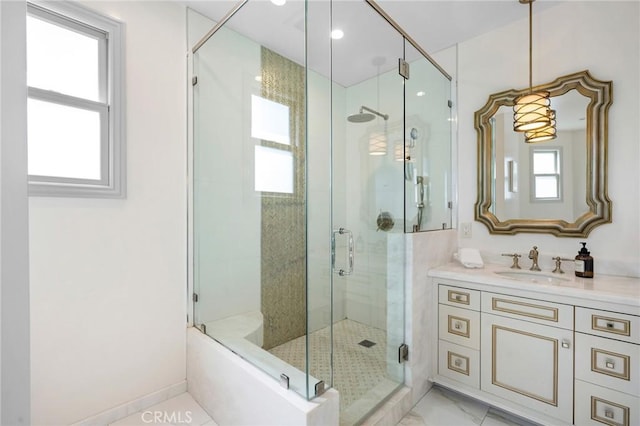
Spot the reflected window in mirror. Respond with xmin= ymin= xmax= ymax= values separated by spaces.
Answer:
xmin=532 ymin=148 xmax=561 ymax=201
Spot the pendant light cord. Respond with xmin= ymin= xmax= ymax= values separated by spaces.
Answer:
xmin=528 ymin=0 xmax=533 ymax=93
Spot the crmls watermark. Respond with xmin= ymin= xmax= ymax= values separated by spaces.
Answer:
xmin=141 ymin=410 xmax=193 ymax=424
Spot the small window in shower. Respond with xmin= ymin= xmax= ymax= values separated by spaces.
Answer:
xmin=254 ymin=146 xmax=293 ymax=194
xmin=251 ymin=95 xmax=290 ymax=145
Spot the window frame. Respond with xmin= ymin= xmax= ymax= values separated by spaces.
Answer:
xmin=26 ymin=1 xmax=125 ymax=198
xmin=530 ymin=147 xmax=562 ymax=202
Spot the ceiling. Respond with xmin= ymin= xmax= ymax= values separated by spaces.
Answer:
xmin=183 ymin=0 xmax=563 ymax=87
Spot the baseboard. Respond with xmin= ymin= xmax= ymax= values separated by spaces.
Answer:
xmin=71 ymin=381 xmax=187 ymax=426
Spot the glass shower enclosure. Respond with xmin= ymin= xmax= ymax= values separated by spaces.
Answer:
xmin=189 ymin=1 xmax=451 ymax=424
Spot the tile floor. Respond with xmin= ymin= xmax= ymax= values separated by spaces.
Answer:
xmin=268 ymin=319 xmax=391 ymax=408
xmin=107 ymin=393 xmax=217 ymax=426
xmin=268 ymin=319 xmax=401 ymax=425
xmin=399 ymin=386 xmax=538 ymax=426
xmin=110 ymin=385 xmax=537 ymax=426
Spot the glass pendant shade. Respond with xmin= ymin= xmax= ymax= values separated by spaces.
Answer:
xmin=525 ymin=109 xmax=557 ymax=143
xmin=513 ymin=91 xmax=551 ymax=132
xmin=394 ymin=140 xmax=405 ymax=161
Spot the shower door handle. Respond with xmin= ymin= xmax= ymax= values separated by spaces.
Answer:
xmin=331 ymin=228 xmax=354 ymax=276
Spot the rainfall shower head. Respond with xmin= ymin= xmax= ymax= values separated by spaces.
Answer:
xmin=347 ymin=106 xmax=388 ymax=123
xmin=347 ymin=111 xmax=375 ymax=123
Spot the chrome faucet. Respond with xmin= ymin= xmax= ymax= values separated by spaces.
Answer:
xmin=528 ymin=246 xmax=541 ymax=271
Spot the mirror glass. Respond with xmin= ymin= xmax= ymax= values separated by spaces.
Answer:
xmin=475 ymin=70 xmax=612 ymax=237
xmin=491 ymin=89 xmax=589 ymax=222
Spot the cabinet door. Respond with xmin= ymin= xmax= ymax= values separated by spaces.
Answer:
xmin=575 ymin=379 xmax=639 ymax=426
xmin=575 ymin=332 xmax=640 ymax=397
xmin=438 ymin=340 xmax=480 ymax=388
xmin=439 ymin=304 xmax=480 ymax=349
xmin=481 ymin=312 xmax=574 ymax=424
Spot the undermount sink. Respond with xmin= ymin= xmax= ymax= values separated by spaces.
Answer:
xmin=495 ymin=270 xmax=570 ymax=284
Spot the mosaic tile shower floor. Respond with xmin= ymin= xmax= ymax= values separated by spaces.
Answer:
xmin=269 ymin=319 xmax=400 ymax=421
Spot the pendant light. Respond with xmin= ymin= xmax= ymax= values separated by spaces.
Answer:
xmin=525 ymin=109 xmax=557 ymax=143
xmin=513 ymin=0 xmax=551 ymax=133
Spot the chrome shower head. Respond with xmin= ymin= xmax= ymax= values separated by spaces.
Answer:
xmin=347 ymin=105 xmax=388 ymax=123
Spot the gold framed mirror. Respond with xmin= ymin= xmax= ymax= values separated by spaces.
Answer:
xmin=474 ymin=70 xmax=612 ymax=237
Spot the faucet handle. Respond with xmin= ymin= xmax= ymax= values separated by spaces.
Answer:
xmin=501 ymin=253 xmax=522 ymax=269
xmin=552 ymin=256 xmax=564 ymax=274
xmin=552 ymin=257 xmax=574 ymax=274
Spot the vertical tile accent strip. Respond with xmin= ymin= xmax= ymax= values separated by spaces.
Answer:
xmin=260 ymin=47 xmax=306 ymax=350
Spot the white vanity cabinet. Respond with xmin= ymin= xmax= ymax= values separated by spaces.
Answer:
xmin=430 ymin=265 xmax=640 ymax=426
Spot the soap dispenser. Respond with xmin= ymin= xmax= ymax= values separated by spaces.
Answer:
xmin=575 ymin=242 xmax=594 ymax=278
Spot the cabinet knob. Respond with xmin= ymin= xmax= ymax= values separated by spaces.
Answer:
xmin=561 ymin=340 xmax=571 ymax=349
xmin=606 ymin=322 xmax=615 ymax=328
xmin=604 ymin=408 xmax=615 ymax=419
xmin=605 ymin=359 xmax=615 ymax=369
xmin=454 ymin=358 xmax=462 ymax=367
xmin=455 ymin=295 xmax=463 ymax=301
xmin=454 ymin=321 xmax=462 ymax=330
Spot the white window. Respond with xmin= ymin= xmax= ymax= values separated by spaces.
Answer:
xmin=254 ymin=146 xmax=293 ymax=194
xmin=531 ymin=148 xmax=561 ymax=201
xmin=27 ymin=2 xmax=124 ymax=197
xmin=251 ymin=95 xmax=294 ymax=194
xmin=251 ymin=95 xmax=290 ymax=145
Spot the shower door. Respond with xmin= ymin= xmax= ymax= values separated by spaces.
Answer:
xmin=307 ymin=1 xmax=405 ymax=424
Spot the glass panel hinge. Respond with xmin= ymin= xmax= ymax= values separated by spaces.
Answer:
xmin=192 ymin=293 xmax=199 ymax=302
xmin=398 ymin=343 xmax=409 ymax=363
xmin=398 ymin=58 xmax=410 ymax=80
xmin=280 ymin=374 xmax=289 ymax=390
xmin=192 ymin=76 xmax=198 ymax=86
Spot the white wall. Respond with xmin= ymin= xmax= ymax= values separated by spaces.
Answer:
xmin=434 ymin=1 xmax=640 ymax=276
xmin=0 ymin=1 xmax=31 ymax=424
xmin=29 ymin=2 xmax=187 ymax=424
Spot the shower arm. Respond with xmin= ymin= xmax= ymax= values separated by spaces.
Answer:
xmin=360 ymin=106 xmax=389 ymax=121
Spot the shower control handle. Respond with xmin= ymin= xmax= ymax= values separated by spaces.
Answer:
xmin=332 ymin=228 xmax=354 ymax=276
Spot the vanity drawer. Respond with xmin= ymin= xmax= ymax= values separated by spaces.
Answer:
xmin=575 ymin=379 xmax=639 ymax=426
xmin=576 ymin=333 xmax=640 ymax=397
xmin=438 ymin=340 xmax=479 ymax=389
xmin=439 ymin=304 xmax=480 ymax=350
xmin=482 ymin=291 xmax=573 ymax=330
xmin=576 ymin=307 xmax=640 ymax=345
xmin=438 ymin=284 xmax=480 ymax=311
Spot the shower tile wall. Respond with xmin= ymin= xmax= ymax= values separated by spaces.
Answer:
xmin=260 ymin=47 xmax=307 ymax=350
xmin=343 ymin=70 xmax=406 ymax=332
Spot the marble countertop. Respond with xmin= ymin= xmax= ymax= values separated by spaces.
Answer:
xmin=429 ymin=262 xmax=640 ymax=310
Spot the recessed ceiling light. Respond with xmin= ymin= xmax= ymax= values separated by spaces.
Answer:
xmin=271 ymin=0 xmax=286 ymax=6
xmin=330 ymin=29 xmax=344 ymax=40
xmin=416 ymin=91 xmax=426 ymax=97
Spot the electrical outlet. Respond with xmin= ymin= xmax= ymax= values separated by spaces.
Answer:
xmin=461 ymin=222 xmax=472 ymax=238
